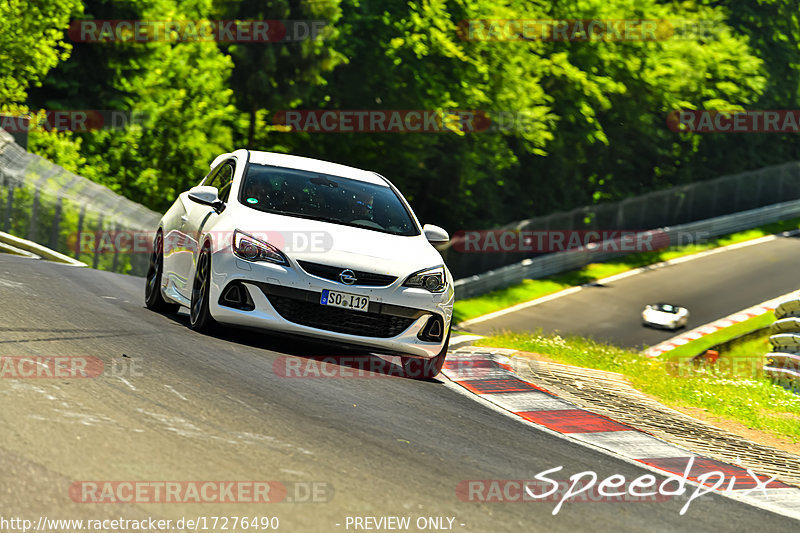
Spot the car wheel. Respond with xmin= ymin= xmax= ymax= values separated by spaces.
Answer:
xmin=401 ymin=329 xmax=451 ymax=379
xmin=189 ymin=246 xmax=217 ymax=332
xmin=144 ymin=231 xmax=180 ymax=313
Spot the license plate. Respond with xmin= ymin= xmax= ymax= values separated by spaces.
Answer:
xmin=320 ymin=289 xmax=369 ymax=312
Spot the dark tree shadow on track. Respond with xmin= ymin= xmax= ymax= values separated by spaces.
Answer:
xmin=158 ymin=308 xmax=444 ymax=382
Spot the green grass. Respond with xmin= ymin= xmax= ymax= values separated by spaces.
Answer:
xmin=659 ymin=312 xmax=775 ymax=362
xmin=475 ymin=331 xmax=800 ymax=441
xmin=453 ymin=217 xmax=800 ymax=324
xmin=724 ymin=332 xmax=772 ymax=360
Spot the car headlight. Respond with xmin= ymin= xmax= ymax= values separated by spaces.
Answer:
xmin=404 ymin=266 xmax=447 ymax=293
xmin=232 ymin=230 xmax=288 ymax=265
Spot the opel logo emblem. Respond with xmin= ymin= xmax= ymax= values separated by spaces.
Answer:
xmin=339 ymin=269 xmax=357 ymax=285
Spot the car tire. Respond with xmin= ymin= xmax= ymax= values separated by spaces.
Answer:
xmin=144 ymin=231 xmax=180 ymax=313
xmin=401 ymin=329 xmax=451 ymax=379
xmin=189 ymin=246 xmax=217 ymax=332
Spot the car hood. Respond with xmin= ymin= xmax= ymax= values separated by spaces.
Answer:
xmin=232 ymin=210 xmax=445 ymax=276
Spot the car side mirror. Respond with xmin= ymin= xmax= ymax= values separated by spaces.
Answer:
xmin=423 ymin=224 xmax=449 ymax=245
xmin=188 ymin=186 xmax=225 ymax=213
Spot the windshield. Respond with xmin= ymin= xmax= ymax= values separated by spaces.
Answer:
xmin=239 ymin=164 xmax=419 ymax=236
xmin=655 ymin=304 xmax=678 ymax=313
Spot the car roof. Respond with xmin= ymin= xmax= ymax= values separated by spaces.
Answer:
xmin=246 ymin=150 xmax=388 ymax=186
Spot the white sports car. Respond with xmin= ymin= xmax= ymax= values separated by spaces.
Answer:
xmin=145 ymin=149 xmax=454 ymax=378
xmin=641 ymin=303 xmax=690 ymax=330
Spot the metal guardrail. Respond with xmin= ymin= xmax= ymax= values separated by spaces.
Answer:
xmin=454 ymin=198 xmax=800 ymax=299
xmin=766 ymin=295 xmax=800 ymax=393
xmin=2 ymin=121 xmax=799 ymax=286
xmin=444 ymin=161 xmax=800 ymax=278
xmin=0 ymin=127 xmax=161 ymax=275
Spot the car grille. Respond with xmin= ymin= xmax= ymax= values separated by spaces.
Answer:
xmin=297 ymin=260 xmax=397 ymax=287
xmin=266 ymin=294 xmax=416 ymax=338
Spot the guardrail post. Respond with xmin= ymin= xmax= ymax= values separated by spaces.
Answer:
xmin=92 ymin=215 xmax=103 ymax=270
xmin=111 ymin=222 xmax=120 ymax=273
xmin=710 ymin=180 xmax=719 ymax=216
xmin=50 ymin=196 xmax=62 ymax=250
xmin=27 ymin=188 xmax=39 ymax=240
xmin=3 ymin=184 xmax=12 ymax=233
xmin=75 ymin=206 xmax=85 ymax=259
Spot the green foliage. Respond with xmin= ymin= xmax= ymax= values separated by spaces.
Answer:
xmin=514 ymin=0 xmax=766 ymax=212
xmin=254 ymin=0 xmax=769 ymax=228
xmin=28 ymin=126 xmax=89 ymax=176
xmin=28 ymin=0 xmax=237 ymax=210
xmin=6 ymin=0 xmax=800 ymax=238
xmin=218 ymin=0 xmax=345 ymax=147
xmin=78 ymin=33 xmax=237 ymax=206
xmin=0 ymin=0 xmax=83 ymax=105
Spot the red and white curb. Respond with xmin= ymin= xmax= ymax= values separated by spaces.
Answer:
xmin=442 ymin=349 xmax=800 ymax=519
xmin=643 ymin=290 xmax=799 ymax=358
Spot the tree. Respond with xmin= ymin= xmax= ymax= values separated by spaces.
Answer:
xmin=28 ymin=0 xmax=237 ymax=210
xmin=217 ymin=0 xmax=345 ymax=147
xmin=0 ymin=0 xmax=83 ymax=106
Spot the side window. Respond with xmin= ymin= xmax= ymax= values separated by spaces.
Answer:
xmin=216 ymin=163 xmax=235 ymax=203
xmin=203 ymin=161 xmax=235 ymax=203
xmin=202 ymin=165 xmax=222 ymax=189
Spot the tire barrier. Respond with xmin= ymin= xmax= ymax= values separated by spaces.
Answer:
xmin=766 ymin=295 xmax=800 ymax=394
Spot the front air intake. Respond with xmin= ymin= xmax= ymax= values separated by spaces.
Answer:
xmin=219 ymin=282 xmax=255 ymax=311
xmin=417 ymin=315 xmax=444 ymax=342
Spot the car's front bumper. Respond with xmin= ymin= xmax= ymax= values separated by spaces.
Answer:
xmin=206 ymin=251 xmax=454 ymax=359
xmin=642 ymin=317 xmax=684 ymax=330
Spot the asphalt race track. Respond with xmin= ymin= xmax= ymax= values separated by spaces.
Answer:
xmin=1 ymin=253 xmax=798 ymax=532
xmin=465 ymin=235 xmax=800 ymax=348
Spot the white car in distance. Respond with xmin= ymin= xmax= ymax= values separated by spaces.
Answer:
xmin=145 ymin=149 xmax=454 ymax=378
xmin=641 ymin=303 xmax=690 ymax=330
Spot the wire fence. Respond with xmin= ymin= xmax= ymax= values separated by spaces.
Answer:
xmin=443 ymin=161 xmax=800 ymax=279
xmin=0 ymin=127 xmax=160 ymax=275
xmin=453 ymin=198 xmax=800 ymax=299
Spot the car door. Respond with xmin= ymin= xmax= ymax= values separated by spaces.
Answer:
xmin=177 ymin=160 xmax=236 ymax=299
xmin=162 ymin=167 xmax=216 ymax=295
